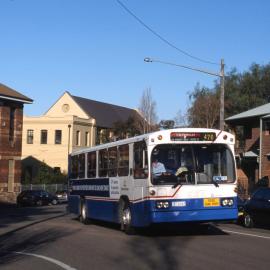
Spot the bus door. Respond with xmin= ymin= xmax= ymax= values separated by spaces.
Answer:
xmin=117 ymin=144 xmax=132 ymax=198
xmin=133 ymin=141 xmax=149 ymax=201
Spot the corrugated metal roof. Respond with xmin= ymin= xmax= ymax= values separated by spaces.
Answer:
xmin=71 ymin=95 xmax=141 ymax=128
xmin=0 ymin=83 xmax=33 ymax=103
xmin=226 ymin=102 xmax=270 ymax=122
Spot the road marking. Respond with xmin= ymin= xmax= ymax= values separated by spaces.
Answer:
xmin=223 ymin=229 xmax=270 ymax=240
xmin=13 ymin=252 xmax=77 ymax=270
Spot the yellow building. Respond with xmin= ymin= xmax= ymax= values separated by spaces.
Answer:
xmin=22 ymin=91 xmax=140 ymax=178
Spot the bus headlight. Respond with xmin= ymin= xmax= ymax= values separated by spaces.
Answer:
xmin=221 ymin=198 xmax=234 ymax=207
xmin=156 ymin=201 xmax=170 ymax=209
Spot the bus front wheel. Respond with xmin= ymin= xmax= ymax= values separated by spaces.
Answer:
xmin=119 ymin=200 xmax=135 ymax=235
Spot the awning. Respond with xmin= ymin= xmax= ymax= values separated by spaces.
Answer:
xmin=242 ymin=151 xmax=258 ymax=158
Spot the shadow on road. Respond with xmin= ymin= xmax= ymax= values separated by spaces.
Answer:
xmin=0 ymin=216 xmax=73 ymax=267
xmin=79 ymin=220 xmax=229 ymax=270
xmin=123 ymin=224 xmax=228 ymax=270
xmin=0 ymin=202 xmax=71 ymax=267
xmin=0 ymin=202 xmax=64 ymax=231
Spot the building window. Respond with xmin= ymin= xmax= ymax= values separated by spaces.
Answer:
xmin=76 ymin=130 xmax=80 ymax=146
xmin=55 ymin=130 xmax=62 ymax=144
xmin=27 ymin=130 xmax=34 ymax=144
xmin=9 ymin=107 xmax=15 ymax=142
xmin=40 ymin=130 xmax=48 ymax=144
xmin=85 ymin=132 xmax=89 ymax=146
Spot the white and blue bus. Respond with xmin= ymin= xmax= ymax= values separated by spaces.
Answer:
xmin=68 ymin=128 xmax=238 ymax=234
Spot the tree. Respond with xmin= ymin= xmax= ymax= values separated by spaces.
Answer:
xmin=225 ymin=63 xmax=270 ymax=117
xmin=187 ymin=84 xmax=220 ymax=128
xmin=174 ymin=109 xmax=188 ymax=127
xmin=186 ymin=62 xmax=270 ymax=128
xmin=138 ymin=88 xmax=158 ymax=133
xmin=112 ymin=116 xmax=142 ymax=140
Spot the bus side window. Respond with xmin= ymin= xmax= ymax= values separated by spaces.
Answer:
xmin=87 ymin=152 xmax=96 ymax=178
xmin=71 ymin=155 xmax=78 ymax=179
xmin=78 ymin=154 xmax=85 ymax=179
xmin=118 ymin=144 xmax=129 ymax=176
xmin=108 ymin=147 xmax=117 ymax=177
xmin=133 ymin=141 xmax=148 ymax=179
xmin=99 ymin=149 xmax=108 ymax=177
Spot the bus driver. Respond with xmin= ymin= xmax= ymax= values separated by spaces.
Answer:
xmin=152 ymin=158 xmax=166 ymax=176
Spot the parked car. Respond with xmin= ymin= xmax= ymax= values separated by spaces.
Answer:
xmin=17 ymin=190 xmax=58 ymax=207
xmin=55 ymin=190 xmax=68 ymax=203
xmin=240 ymin=187 xmax=270 ymax=228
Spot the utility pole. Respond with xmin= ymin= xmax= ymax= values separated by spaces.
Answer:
xmin=144 ymin=57 xmax=226 ymax=130
xmin=219 ymin=59 xmax=225 ymax=130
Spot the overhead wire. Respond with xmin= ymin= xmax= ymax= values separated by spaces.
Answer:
xmin=116 ymin=0 xmax=220 ymax=66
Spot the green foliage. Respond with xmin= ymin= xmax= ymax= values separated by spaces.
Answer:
xmin=33 ymin=161 xmax=67 ymax=184
xmin=188 ymin=84 xmax=220 ymax=128
xmin=113 ymin=116 xmax=142 ymax=140
xmin=187 ymin=63 xmax=270 ymax=127
xmin=225 ymin=63 xmax=270 ymax=117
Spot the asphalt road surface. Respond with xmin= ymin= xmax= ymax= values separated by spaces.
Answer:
xmin=0 ymin=204 xmax=269 ymax=270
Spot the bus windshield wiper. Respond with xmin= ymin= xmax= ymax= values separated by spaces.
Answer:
xmin=212 ymin=180 xmax=219 ymax=187
xmin=172 ymin=180 xmax=182 ymax=189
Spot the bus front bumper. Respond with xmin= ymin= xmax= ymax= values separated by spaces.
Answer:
xmin=150 ymin=208 xmax=238 ymax=224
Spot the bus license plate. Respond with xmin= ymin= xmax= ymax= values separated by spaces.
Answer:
xmin=204 ymin=198 xmax=220 ymax=207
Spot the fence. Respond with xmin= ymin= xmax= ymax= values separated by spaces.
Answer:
xmin=21 ymin=184 xmax=68 ymax=194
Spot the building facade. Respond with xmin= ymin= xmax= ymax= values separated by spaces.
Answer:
xmin=0 ymin=83 xmax=32 ymax=202
xmin=22 ymin=91 xmax=141 ymax=180
xmin=226 ymin=103 xmax=270 ymax=198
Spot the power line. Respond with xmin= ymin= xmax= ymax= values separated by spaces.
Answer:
xmin=116 ymin=0 xmax=219 ymax=66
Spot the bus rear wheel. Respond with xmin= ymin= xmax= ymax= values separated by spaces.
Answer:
xmin=119 ymin=200 xmax=135 ymax=235
xmin=80 ymin=200 xmax=91 ymax=225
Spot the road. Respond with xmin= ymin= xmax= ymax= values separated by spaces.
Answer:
xmin=0 ymin=204 xmax=269 ymax=270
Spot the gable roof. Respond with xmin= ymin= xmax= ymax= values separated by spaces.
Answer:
xmin=0 ymin=83 xmax=33 ymax=104
xmin=71 ymin=94 xmax=140 ymax=128
xmin=226 ymin=102 xmax=270 ymax=122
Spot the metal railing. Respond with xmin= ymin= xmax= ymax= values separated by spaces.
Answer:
xmin=21 ymin=184 xmax=68 ymax=194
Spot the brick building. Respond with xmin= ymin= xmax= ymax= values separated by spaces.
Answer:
xmin=226 ymin=103 xmax=270 ymax=198
xmin=0 ymin=84 xmax=32 ymax=202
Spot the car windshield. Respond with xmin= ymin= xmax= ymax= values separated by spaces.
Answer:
xmin=151 ymin=144 xmax=235 ymax=185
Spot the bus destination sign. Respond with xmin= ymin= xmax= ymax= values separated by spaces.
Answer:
xmin=170 ymin=132 xmax=216 ymax=141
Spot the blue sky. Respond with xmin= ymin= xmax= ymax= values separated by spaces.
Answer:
xmin=1 ymin=0 xmax=270 ymax=121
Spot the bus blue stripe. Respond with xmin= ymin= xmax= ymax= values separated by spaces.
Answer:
xmin=68 ymin=196 xmax=237 ymax=226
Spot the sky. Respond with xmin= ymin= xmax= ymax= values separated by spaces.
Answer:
xmin=1 ymin=0 xmax=270 ymax=122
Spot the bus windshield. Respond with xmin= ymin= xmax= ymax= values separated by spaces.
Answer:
xmin=151 ymin=144 xmax=235 ymax=185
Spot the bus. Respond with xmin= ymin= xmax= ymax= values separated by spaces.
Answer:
xmin=68 ymin=128 xmax=238 ymax=234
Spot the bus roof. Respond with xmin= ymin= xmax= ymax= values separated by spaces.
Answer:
xmin=70 ymin=128 xmax=234 ymax=156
